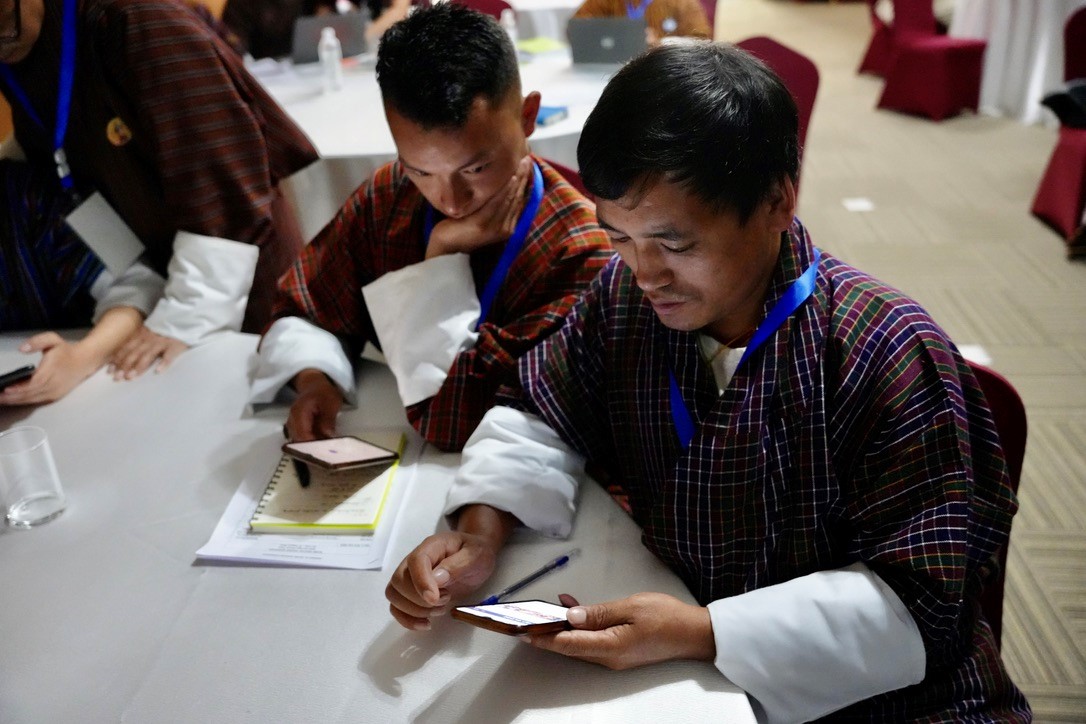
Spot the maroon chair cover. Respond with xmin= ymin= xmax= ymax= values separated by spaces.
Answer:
xmin=1031 ymin=127 xmax=1086 ymax=255
xmin=968 ymin=361 xmax=1026 ymax=651
xmin=545 ymin=158 xmax=591 ymax=200
xmin=736 ymin=36 xmax=819 ymax=190
xmin=451 ymin=0 xmax=512 ymax=20
xmin=858 ymin=0 xmax=894 ymax=75
xmin=699 ymin=0 xmax=717 ymax=31
xmin=876 ymin=0 xmax=986 ymax=120
xmin=1065 ymin=7 xmax=1086 ymax=82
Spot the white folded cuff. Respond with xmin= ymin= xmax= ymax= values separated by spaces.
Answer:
xmin=446 ymin=406 xmax=584 ymax=538
xmin=249 ymin=316 xmax=357 ymax=404
xmin=143 ymin=231 xmax=259 ymax=346
xmin=362 ymin=253 xmax=480 ymax=406
xmin=708 ymin=562 xmax=926 ymax=724
xmin=88 ymin=259 xmax=166 ymax=322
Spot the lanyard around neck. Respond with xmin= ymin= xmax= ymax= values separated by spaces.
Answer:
xmin=668 ymin=247 xmax=822 ymax=450
xmin=423 ymin=160 xmax=545 ymax=331
xmin=625 ymin=0 xmax=654 ymax=19
xmin=0 ymin=0 xmax=77 ymax=190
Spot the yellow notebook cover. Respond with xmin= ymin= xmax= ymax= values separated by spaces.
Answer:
xmin=248 ymin=433 xmax=406 ymax=535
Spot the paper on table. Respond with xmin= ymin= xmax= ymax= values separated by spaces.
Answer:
xmin=195 ymin=429 xmax=419 ymax=570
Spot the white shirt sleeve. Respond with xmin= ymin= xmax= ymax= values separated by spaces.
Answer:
xmin=708 ymin=562 xmax=926 ymax=724
xmin=88 ymin=258 xmax=165 ymax=322
xmin=446 ymin=405 xmax=586 ymax=538
xmin=143 ymin=231 xmax=259 ymax=347
xmin=361 ymin=253 xmax=480 ymax=407
xmin=248 ymin=316 xmax=357 ymax=405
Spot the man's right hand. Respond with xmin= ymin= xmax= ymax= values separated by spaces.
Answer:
xmin=285 ymin=369 xmax=342 ymax=442
xmin=386 ymin=504 xmax=519 ymax=630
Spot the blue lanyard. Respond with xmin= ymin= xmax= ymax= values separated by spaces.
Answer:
xmin=625 ymin=0 xmax=654 ymax=19
xmin=668 ymin=247 xmax=822 ymax=450
xmin=0 ymin=0 xmax=78 ymax=190
xmin=424 ymin=161 xmax=544 ymax=331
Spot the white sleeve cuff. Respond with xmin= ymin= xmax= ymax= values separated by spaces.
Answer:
xmin=361 ymin=253 xmax=480 ymax=406
xmin=708 ymin=562 xmax=926 ymax=724
xmin=143 ymin=231 xmax=259 ymax=346
xmin=88 ymin=259 xmax=166 ymax=321
xmin=446 ymin=406 xmax=584 ymax=538
xmin=249 ymin=316 xmax=357 ymax=404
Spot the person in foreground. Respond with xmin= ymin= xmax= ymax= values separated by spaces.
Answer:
xmin=251 ymin=4 xmax=611 ymax=451
xmin=0 ymin=0 xmax=318 ymax=395
xmin=386 ymin=44 xmax=1030 ymax=722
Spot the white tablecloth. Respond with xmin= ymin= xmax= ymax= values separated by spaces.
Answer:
xmin=257 ymin=53 xmax=612 ymax=240
xmin=0 ymin=332 xmax=756 ymax=723
xmin=951 ymin=0 xmax=1086 ymax=126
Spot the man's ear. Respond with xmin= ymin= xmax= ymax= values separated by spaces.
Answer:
xmin=521 ymin=91 xmax=542 ymax=138
xmin=764 ymin=175 xmax=797 ymax=233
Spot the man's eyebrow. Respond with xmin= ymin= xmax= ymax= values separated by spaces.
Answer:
xmin=397 ymin=152 xmax=489 ymax=175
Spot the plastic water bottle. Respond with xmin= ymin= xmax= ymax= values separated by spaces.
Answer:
xmin=319 ymin=26 xmax=343 ymax=93
xmin=500 ymin=9 xmax=518 ymax=50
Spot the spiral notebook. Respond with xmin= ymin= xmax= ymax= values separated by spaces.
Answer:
xmin=248 ymin=433 xmax=406 ymax=535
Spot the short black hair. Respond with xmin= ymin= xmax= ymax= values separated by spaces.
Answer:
xmin=376 ymin=3 xmax=521 ymax=129
xmin=578 ymin=43 xmax=799 ymax=225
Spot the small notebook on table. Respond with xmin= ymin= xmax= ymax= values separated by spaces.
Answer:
xmin=248 ymin=433 xmax=407 ymax=535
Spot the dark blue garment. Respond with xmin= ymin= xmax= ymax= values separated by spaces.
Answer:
xmin=0 ymin=160 xmax=103 ymax=330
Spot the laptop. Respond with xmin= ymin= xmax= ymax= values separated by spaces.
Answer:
xmin=567 ymin=17 xmax=647 ymax=65
xmin=291 ymin=12 xmax=369 ymax=65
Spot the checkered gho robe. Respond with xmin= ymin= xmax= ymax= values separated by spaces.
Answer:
xmin=2 ymin=0 xmax=319 ymax=332
xmin=274 ymin=158 xmax=613 ymax=451
xmin=506 ymin=219 xmax=1030 ymax=720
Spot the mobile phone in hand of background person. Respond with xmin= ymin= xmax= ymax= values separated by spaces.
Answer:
xmin=0 ymin=365 xmax=36 ymax=391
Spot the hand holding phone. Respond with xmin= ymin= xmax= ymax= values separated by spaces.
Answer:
xmin=282 ymin=435 xmax=398 ymax=472
xmin=451 ymin=600 xmax=571 ymax=636
xmin=0 ymin=365 xmax=36 ymax=392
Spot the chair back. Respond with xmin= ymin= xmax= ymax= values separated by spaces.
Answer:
xmin=736 ymin=36 xmax=819 ymax=162
xmin=1065 ymin=6 xmax=1086 ymax=81
xmin=891 ymin=0 xmax=938 ymax=40
xmin=452 ymin=0 xmax=512 ymax=21
xmin=544 ymin=158 xmax=591 ymax=199
xmin=700 ymin=0 xmax=717 ymax=33
xmin=968 ymin=360 xmax=1027 ymax=650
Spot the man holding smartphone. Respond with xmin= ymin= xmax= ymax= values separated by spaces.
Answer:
xmin=250 ymin=4 xmax=611 ymax=451
xmin=386 ymin=44 xmax=1029 ymax=722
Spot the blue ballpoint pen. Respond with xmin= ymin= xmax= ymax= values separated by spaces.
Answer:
xmin=479 ymin=548 xmax=581 ymax=605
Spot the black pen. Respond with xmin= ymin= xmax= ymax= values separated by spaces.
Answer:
xmin=283 ymin=424 xmax=311 ymax=488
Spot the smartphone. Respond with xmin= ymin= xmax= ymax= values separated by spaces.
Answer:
xmin=451 ymin=600 xmax=571 ymax=636
xmin=0 ymin=365 xmax=35 ymax=391
xmin=281 ymin=436 xmax=398 ymax=472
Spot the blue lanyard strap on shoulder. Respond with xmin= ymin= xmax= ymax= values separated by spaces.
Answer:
xmin=668 ymin=247 xmax=822 ymax=450
xmin=423 ymin=161 xmax=545 ymax=331
xmin=625 ymin=0 xmax=654 ymax=19
xmin=0 ymin=0 xmax=77 ymax=189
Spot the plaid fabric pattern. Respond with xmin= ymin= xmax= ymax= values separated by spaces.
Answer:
xmin=274 ymin=157 xmax=613 ymax=451
xmin=2 ymin=0 xmax=318 ymax=330
xmin=508 ymin=219 xmax=1029 ymax=720
xmin=0 ymin=160 xmax=103 ymax=330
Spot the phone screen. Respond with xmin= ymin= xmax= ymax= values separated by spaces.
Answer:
xmin=452 ymin=600 xmax=571 ymax=635
xmin=282 ymin=436 xmax=397 ymax=470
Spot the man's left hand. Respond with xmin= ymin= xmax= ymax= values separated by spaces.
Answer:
xmin=524 ymin=592 xmax=716 ymax=670
xmin=109 ymin=327 xmax=189 ymax=379
xmin=0 ymin=333 xmax=97 ymax=405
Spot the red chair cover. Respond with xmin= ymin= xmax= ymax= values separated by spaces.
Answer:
xmin=700 ymin=0 xmax=717 ymax=32
xmin=544 ymin=158 xmax=591 ymax=200
xmin=858 ymin=0 xmax=894 ymax=75
xmin=968 ymin=361 xmax=1026 ymax=651
xmin=876 ymin=0 xmax=986 ymax=120
xmin=1031 ymin=127 xmax=1086 ymax=253
xmin=451 ymin=0 xmax=512 ymax=20
xmin=1065 ymin=7 xmax=1086 ymax=82
xmin=736 ymin=36 xmax=819 ymax=190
